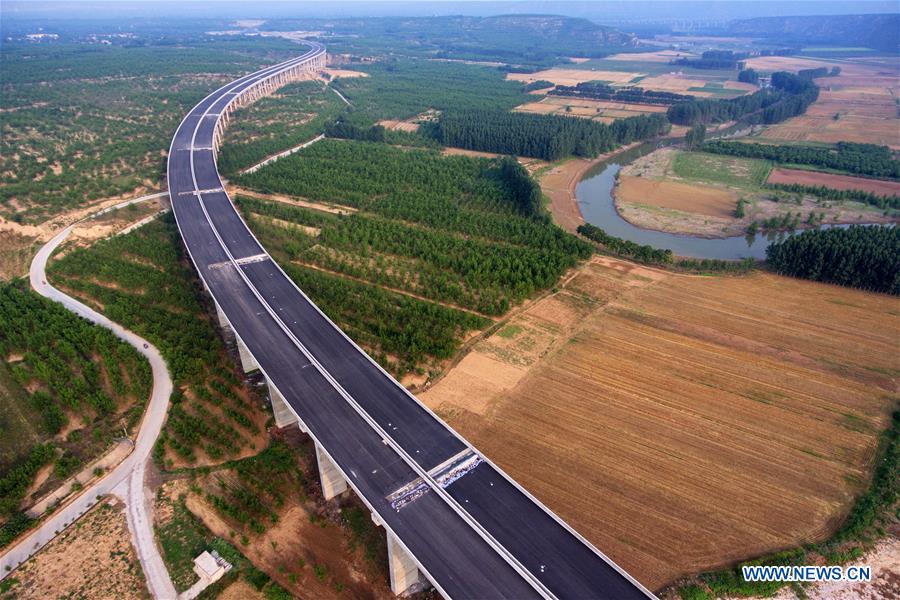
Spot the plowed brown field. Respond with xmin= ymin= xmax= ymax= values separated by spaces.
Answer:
xmin=767 ymin=168 xmax=900 ymax=196
xmin=423 ymin=257 xmax=899 ymax=590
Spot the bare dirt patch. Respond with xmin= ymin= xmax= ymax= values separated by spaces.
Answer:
xmin=507 ymin=68 xmax=640 ymax=87
xmin=539 ymin=144 xmax=643 ymax=233
xmin=322 ymin=68 xmax=368 ymax=79
xmin=4 ymin=497 xmax=148 ymax=599
xmin=441 ymin=148 xmax=548 ymax=174
xmin=607 ymin=50 xmax=699 ymax=63
xmin=515 ymin=96 xmax=668 ymax=122
xmin=768 ymin=168 xmax=900 ymax=196
xmin=617 ymin=175 xmax=738 ymax=217
xmin=377 ymin=119 xmax=420 ymax=132
xmin=229 ymin=186 xmax=355 ymax=215
xmin=424 ymin=257 xmax=900 ymax=591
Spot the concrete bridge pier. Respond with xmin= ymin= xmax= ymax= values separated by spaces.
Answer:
xmin=213 ymin=301 xmax=231 ymax=333
xmin=387 ymin=533 xmax=421 ymax=596
xmin=267 ymin=380 xmax=299 ymax=428
xmin=371 ymin=513 xmax=423 ymax=596
xmin=236 ymin=337 xmax=259 ymax=373
xmin=315 ymin=443 xmax=348 ymax=500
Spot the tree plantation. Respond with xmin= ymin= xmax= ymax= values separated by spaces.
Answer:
xmin=766 ymin=225 xmax=899 ymax=294
xmin=666 ymin=71 xmax=818 ymax=127
xmin=49 ymin=217 xmax=266 ymax=469
xmin=434 ymin=109 xmax=670 ymax=160
xmin=703 ymin=140 xmax=900 ymax=179
xmin=0 ymin=282 xmax=151 ymax=547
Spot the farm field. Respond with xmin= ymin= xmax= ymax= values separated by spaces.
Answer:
xmin=617 ymin=176 xmax=738 ymax=218
xmin=506 ymin=67 xmax=753 ymax=98
xmin=506 ymin=68 xmax=640 ymax=86
xmin=746 ymin=56 xmax=900 ymax=148
xmin=613 ymin=147 xmax=896 ymax=237
xmin=767 ymin=168 xmax=900 ymax=196
xmin=421 ymin=255 xmax=900 ymax=590
xmin=514 ymin=95 xmax=667 ymax=123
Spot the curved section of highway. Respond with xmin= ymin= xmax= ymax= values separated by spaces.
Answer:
xmin=168 ymin=41 xmax=654 ymax=599
xmin=0 ymin=196 xmax=176 ymax=598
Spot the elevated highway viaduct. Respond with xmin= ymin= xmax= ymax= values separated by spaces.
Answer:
xmin=168 ymin=41 xmax=656 ymax=600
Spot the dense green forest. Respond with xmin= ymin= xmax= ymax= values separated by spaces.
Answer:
xmin=737 ymin=68 xmax=759 ymax=85
xmin=330 ymin=59 xmax=528 ymax=124
xmin=236 ymin=141 xmax=591 ymax=342
xmin=673 ymin=50 xmax=747 ymax=70
xmin=217 ymin=80 xmax=345 ymax=176
xmin=0 ymin=282 xmax=151 ymax=547
xmin=49 ymin=217 xmax=264 ymax=468
xmin=0 ymin=40 xmax=299 ymax=222
xmin=433 ymin=110 xmax=670 ymax=160
xmin=550 ymin=82 xmax=691 ymax=106
xmin=766 ymin=225 xmax=899 ymax=294
xmin=666 ymin=72 xmax=818 ymax=126
xmin=703 ymin=141 xmax=900 ymax=179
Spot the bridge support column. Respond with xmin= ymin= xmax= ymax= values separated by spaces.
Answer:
xmin=315 ymin=443 xmax=347 ymax=500
xmin=267 ymin=379 xmax=298 ymax=428
xmin=214 ymin=301 xmax=231 ymax=332
xmin=236 ymin=337 xmax=259 ymax=373
xmin=387 ymin=532 xmax=420 ymax=596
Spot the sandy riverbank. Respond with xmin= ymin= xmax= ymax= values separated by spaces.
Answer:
xmin=540 ymin=143 xmax=642 ymax=233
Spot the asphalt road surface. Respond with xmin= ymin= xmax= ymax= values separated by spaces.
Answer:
xmin=169 ymin=43 xmax=655 ymax=599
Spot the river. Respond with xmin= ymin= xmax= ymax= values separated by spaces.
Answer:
xmin=575 ymin=143 xmax=841 ymax=260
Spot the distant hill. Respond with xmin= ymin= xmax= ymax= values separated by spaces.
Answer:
xmin=727 ymin=13 xmax=899 ymax=53
xmin=278 ymin=15 xmax=638 ymax=68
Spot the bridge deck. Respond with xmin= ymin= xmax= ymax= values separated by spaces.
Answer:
xmin=168 ymin=42 xmax=653 ymax=600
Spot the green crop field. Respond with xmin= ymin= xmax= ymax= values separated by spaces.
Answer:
xmin=671 ymin=150 xmax=771 ymax=188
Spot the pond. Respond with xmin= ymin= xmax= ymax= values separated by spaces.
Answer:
xmin=574 ymin=143 xmax=849 ymax=260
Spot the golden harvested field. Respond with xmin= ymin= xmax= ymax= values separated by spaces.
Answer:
xmin=753 ymin=58 xmax=900 ymax=148
xmin=607 ymin=50 xmax=698 ymax=63
xmin=768 ymin=168 xmax=900 ymax=196
xmin=507 ymin=68 xmax=640 ymax=86
xmin=423 ymin=257 xmax=900 ymax=590
xmin=377 ymin=119 xmax=420 ymax=132
xmin=743 ymin=56 xmax=839 ymax=73
xmin=515 ymin=96 xmax=667 ymax=122
xmin=638 ymin=74 xmax=757 ymax=97
xmin=617 ymin=175 xmax=738 ymax=217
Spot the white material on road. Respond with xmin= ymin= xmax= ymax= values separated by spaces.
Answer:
xmin=0 ymin=194 xmax=176 ymax=599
